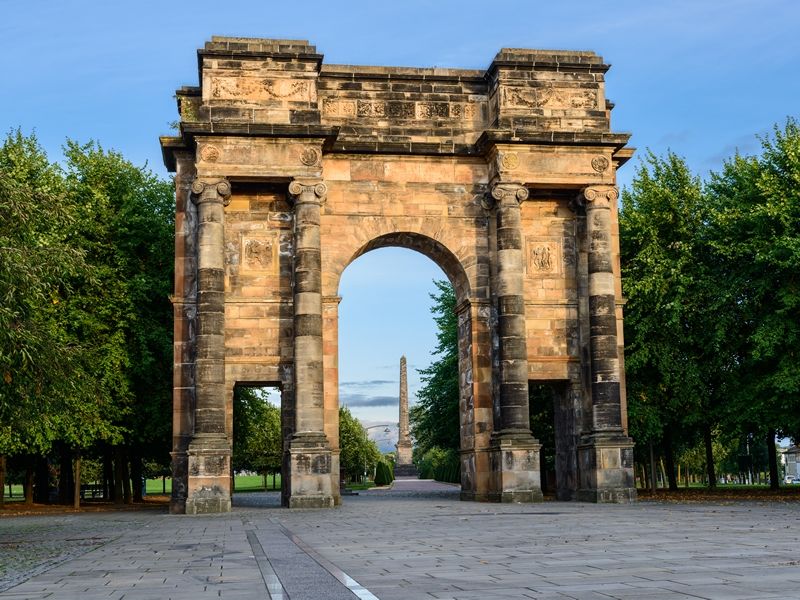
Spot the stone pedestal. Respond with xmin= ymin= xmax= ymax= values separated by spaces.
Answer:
xmin=489 ymin=432 xmax=544 ymax=503
xmin=577 ymin=435 xmax=636 ymax=503
xmin=288 ymin=432 xmax=334 ymax=508
xmin=394 ymin=440 xmax=418 ymax=477
xmin=185 ymin=433 xmax=232 ymax=514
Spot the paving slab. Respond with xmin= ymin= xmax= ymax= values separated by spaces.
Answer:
xmin=2 ymin=491 xmax=800 ymax=599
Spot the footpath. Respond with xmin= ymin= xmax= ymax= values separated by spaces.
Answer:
xmin=2 ymin=480 xmax=799 ymax=599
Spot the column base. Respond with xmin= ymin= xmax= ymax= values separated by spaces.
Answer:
xmin=185 ymin=434 xmax=231 ymax=514
xmin=577 ymin=433 xmax=637 ymax=504
xmin=287 ymin=432 xmax=334 ymax=509
xmin=488 ymin=431 xmax=544 ymax=503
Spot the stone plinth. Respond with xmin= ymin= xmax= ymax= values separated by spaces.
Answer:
xmin=489 ymin=433 xmax=544 ymax=503
xmin=288 ymin=432 xmax=334 ymax=509
xmin=185 ymin=433 xmax=231 ymax=514
xmin=577 ymin=435 xmax=637 ymax=503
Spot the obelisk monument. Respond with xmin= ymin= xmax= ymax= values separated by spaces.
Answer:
xmin=395 ymin=355 xmax=417 ymax=477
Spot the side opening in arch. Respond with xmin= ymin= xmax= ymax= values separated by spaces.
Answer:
xmin=230 ymin=384 xmax=282 ymax=508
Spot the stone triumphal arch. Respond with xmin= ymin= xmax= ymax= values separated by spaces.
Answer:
xmin=161 ymin=37 xmax=637 ymax=514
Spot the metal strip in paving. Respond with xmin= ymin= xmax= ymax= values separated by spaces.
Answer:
xmin=245 ymin=529 xmax=287 ymax=600
xmin=275 ymin=522 xmax=380 ymax=600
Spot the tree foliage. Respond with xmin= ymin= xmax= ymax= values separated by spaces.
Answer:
xmin=338 ymin=406 xmax=381 ymax=481
xmin=0 ymin=130 xmax=174 ymax=502
xmin=621 ymin=118 xmax=800 ymax=487
xmin=409 ymin=280 xmax=460 ymax=455
xmin=232 ymin=388 xmax=281 ymax=476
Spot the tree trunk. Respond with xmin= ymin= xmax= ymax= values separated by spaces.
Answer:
xmin=121 ymin=448 xmax=132 ymax=505
xmin=103 ymin=447 xmax=114 ymax=501
xmin=24 ymin=461 xmax=34 ymax=505
xmin=703 ymin=424 xmax=716 ymax=489
xmin=0 ymin=454 xmax=5 ymax=509
xmin=767 ymin=429 xmax=779 ymax=491
xmin=58 ymin=445 xmax=74 ymax=505
xmin=130 ymin=450 xmax=143 ymax=503
xmin=648 ymin=441 xmax=657 ymax=492
xmin=73 ymin=451 xmax=81 ymax=509
xmin=162 ymin=475 xmax=166 ymax=495
xmin=664 ymin=430 xmax=678 ymax=491
xmin=113 ymin=447 xmax=124 ymax=504
xmin=34 ymin=457 xmax=50 ymax=503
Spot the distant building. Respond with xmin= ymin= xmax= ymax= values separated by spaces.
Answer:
xmin=782 ymin=446 xmax=800 ymax=478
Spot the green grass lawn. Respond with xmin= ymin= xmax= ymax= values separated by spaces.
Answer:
xmin=1 ymin=475 xmax=282 ymax=501
xmin=144 ymin=474 xmax=282 ymax=494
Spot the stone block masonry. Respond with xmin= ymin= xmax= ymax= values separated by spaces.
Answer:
xmin=161 ymin=36 xmax=636 ymax=513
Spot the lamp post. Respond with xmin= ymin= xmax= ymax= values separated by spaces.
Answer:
xmin=363 ymin=425 xmax=392 ymax=481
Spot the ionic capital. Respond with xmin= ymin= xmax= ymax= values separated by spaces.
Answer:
xmin=483 ymin=182 xmax=529 ymax=209
xmin=288 ymin=179 xmax=327 ymax=204
xmin=578 ymin=186 xmax=619 ymax=210
xmin=191 ymin=179 xmax=232 ymax=206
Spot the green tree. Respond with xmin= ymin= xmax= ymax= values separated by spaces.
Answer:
xmin=620 ymin=151 xmax=734 ymax=489
xmin=338 ymin=406 xmax=380 ymax=481
xmin=705 ymin=119 xmax=800 ymax=487
xmin=61 ymin=140 xmax=174 ymax=501
xmin=409 ymin=280 xmax=460 ymax=455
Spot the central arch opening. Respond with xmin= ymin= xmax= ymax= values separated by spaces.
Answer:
xmin=336 ymin=242 xmax=466 ymax=498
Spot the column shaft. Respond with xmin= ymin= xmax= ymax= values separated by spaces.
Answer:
xmin=290 ymin=180 xmax=326 ymax=434
xmin=487 ymin=183 xmax=542 ymax=503
xmin=492 ymin=184 xmax=531 ymax=432
xmin=184 ymin=178 xmax=232 ymax=515
xmin=192 ymin=179 xmax=231 ymax=435
xmin=583 ymin=187 xmax=623 ymax=433
xmin=287 ymin=179 xmax=333 ymax=509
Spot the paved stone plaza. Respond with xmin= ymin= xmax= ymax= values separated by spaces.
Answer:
xmin=2 ymin=488 xmax=799 ymax=599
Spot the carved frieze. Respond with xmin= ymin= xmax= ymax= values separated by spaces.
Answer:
xmin=502 ymin=86 xmax=597 ymax=110
xmin=416 ymin=102 xmax=449 ymax=119
xmin=322 ymin=98 xmax=356 ymax=117
xmin=209 ymin=77 xmax=314 ymax=102
xmin=321 ymin=98 xmax=481 ymax=121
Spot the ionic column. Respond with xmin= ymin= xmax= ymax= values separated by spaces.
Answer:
xmin=491 ymin=183 xmax=532 ymax=433
xmin=576 ymin=185 xmax=636 ymax=503
xmin=185 ymin=178 xmax=232 ymax=515
xmin=286 ymin=179 xmax=333 ymax=509
xmin=191 ymin=179 xmax=231 ymax=436
xmin=488 ymin=182 xmax=542 ymax=503
xmin=289 ymin=179 xmax=326 ymax=434
xmin=581 ymin=186 xmax=624 ymax=433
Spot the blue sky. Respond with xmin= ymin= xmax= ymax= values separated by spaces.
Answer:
xmin=3 ymin=0 xmax=798 ymax=438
